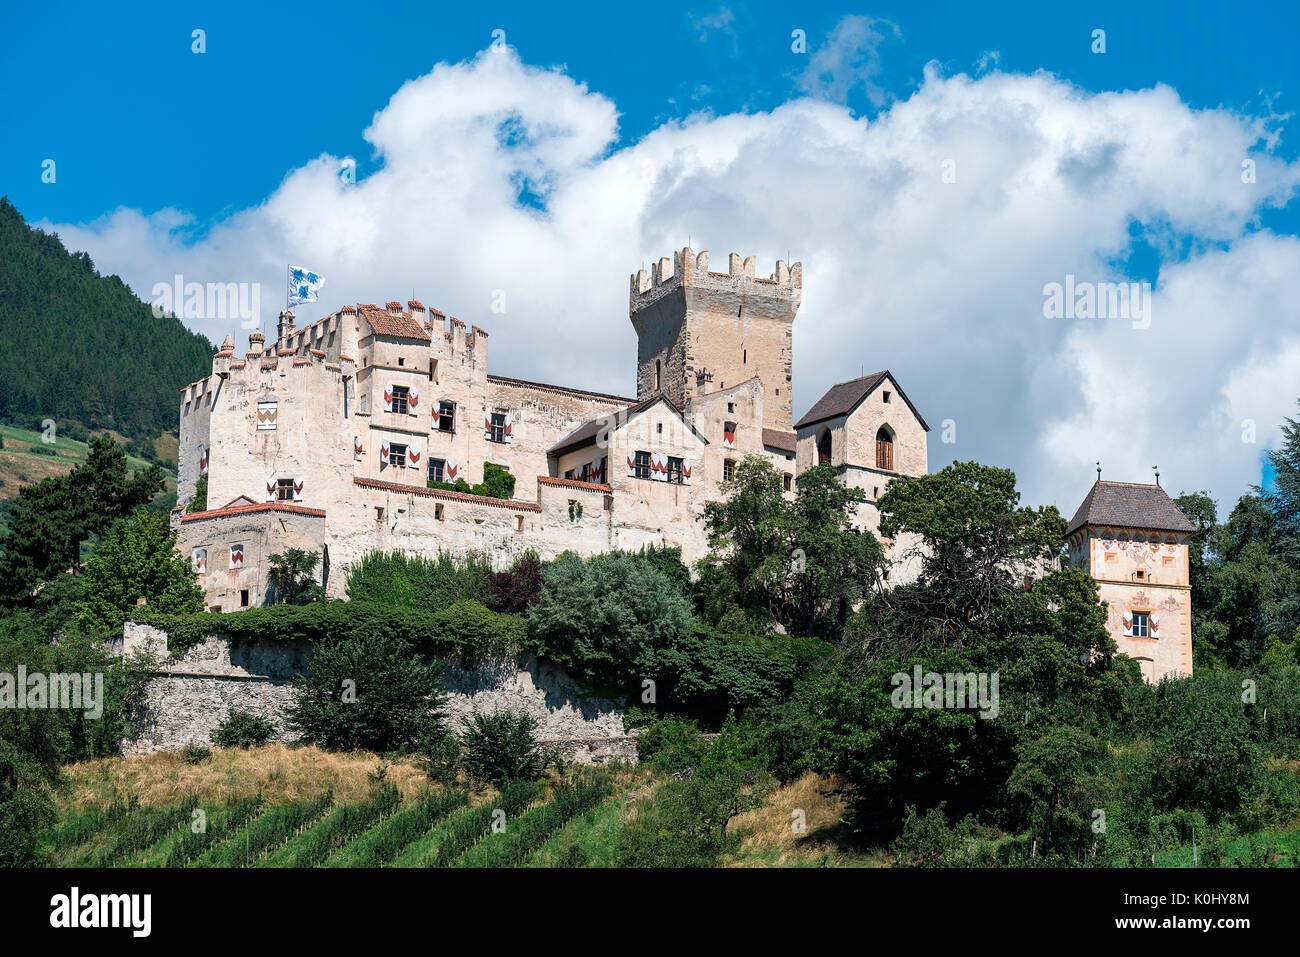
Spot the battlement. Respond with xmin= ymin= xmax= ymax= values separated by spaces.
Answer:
xmin=630 ymin=246 xmax=802 ymax=311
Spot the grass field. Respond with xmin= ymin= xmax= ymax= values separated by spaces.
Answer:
xmin=0 ymin=423 xmax=178 ymax=531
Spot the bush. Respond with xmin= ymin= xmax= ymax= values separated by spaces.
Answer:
xmin=345 ymin=550 xmax=491 ymax=610
xmin=285 ymin=633 xmax=448 ymax=752
xmin=488 ymin=550 xmax=543 ymax=614
xmin=265 ymin=549 xmax=324 ymax=605
xmin=633 ymin=714 xmax=706 ymax=774
xmin=527 ymin=551 xmax=696 ymax=687
xmin=458 ymin=710 xmax=548 ymax=786
xmin=181 ymin=743 xmax=212 ymax=764
xmin=210 ymin=709 xmax=276 ymax=749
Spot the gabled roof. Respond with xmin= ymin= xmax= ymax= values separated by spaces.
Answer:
xmin=547 ymin=392 xmax=707 ymax=458
xmin=795 ymin=370 xmax=929 ymax=432
xmin=358 ymin=303 xmax=432 ymax=342
xmin=1065 ymin=480 xmax=1197 ymax=537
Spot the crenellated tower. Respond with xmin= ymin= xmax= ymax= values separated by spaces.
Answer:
xmin=629 ymin=247 xmax=801 ymax=430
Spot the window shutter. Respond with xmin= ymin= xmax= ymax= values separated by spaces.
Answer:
xmin=1122 ymin=613 xmax=1133 ymax=637
xmin=503 ymin=412 xmax=513 ymax=443
xmin=484 ymin=415 xmax=493 ymax=440
xmin=199 ymin=446 xmax=209 ymax=474
xmin=409 ymin=387 xmax=420 ymax=415
xmin=722 ymin=426 xmax=736 ymax=449
xmin=682 ymin=458 xmax=692 ymax=486
xmin=408 ymin=441 xmax=422 ymax=469
xmin=651 ymin=452 xmax=666 ymax=481
xmin=627 ymin=453 xmax=637 ymax=478
xmin=380 ymin=441 xmax=390 ymax=467
xmin=383 ymin=387 xmax=394 ymax=413
xmin=354 ymin=436 xmax=363 ymax=460
xmin=266 ymin=480 xmax=277 ymax=502
xmin=445 ymin=457 xmax=459 ymax=481
xmin=431 ymin=404 xmax=440 ymax=428
xmin=230 ymin=545 xmax=244 ymax=569
xmin=1149 ymin=614 xmax=1160 ymax=638
xmin=293 ymin=478 xmax=304 ymax=502
xmin=192 ymin=549 xmax=207 ymax=573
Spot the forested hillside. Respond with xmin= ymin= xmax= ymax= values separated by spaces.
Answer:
xmin=0 ymin=196 xmax=213 ymax=439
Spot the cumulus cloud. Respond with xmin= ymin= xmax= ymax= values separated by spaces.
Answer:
xmin=40 ymin=43 xmax=1300 ymax=515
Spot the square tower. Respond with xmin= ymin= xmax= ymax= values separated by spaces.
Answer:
xmin=1066 ymin=479 xmax=1197 ymax=682
xmin=630 ymin=247 xmax=800 ymax=431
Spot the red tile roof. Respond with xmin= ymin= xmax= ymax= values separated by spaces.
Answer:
xmin=359 ymin=304 xmax=432 ymax=342
xmin=181 ymin=502 xmax=327 ymax=522
xmin=762 ymin=428 xmax=797 ymax=454
xmin=539 ymin=476 xmax=612 ymax=493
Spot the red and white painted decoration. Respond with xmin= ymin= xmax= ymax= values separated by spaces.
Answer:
xmin=230 ymin=545 xmax=244 ymax=569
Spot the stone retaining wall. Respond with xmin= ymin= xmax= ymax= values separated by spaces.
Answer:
xmin=120 ymin=622 xmax=630 ymax=762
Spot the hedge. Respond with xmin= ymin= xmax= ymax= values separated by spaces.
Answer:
xmin=129 ymin=599 xmax=526 ymax=659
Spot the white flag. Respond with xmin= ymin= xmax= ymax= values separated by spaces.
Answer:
xmin=288 ymin=265 xmax=325 ymax=306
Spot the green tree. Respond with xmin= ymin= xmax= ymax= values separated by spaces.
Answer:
xmin=1006 ymin=726 xmax=1104 ymax=852
xmin=0 ymin=436 xmax=165 ymax=601
xmin=284 ymin=633 xmax=447 ymax=752
xmin=698 ymin=456 xmax=882 ymax=638
xmin=265 ymin=548 xmax=324 ymax=605
xmin=75 ymin=507 xmax=203 ymax=633
xmin=186 ymin=472 xmax=208 ymax=513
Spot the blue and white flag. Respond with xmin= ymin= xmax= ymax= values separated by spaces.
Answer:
xmin=288 ymin=265 xmax=326 ymax=307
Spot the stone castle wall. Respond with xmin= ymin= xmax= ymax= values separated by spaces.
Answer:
xmin=120 ymin=622 xmax=630 ymax=762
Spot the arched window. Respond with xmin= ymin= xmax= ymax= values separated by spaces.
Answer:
xmin=817 ymin=428 xmax=832 ymax=465
xmin=876 ymin=426 xmax=894 ymax=470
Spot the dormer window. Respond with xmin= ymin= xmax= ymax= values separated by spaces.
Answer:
xmin=883 ymin=391 xmax=891 ymax=403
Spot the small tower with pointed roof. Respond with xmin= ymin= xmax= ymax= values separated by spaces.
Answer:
xmin=1066 ymin=478 xmax=1196 ymax=681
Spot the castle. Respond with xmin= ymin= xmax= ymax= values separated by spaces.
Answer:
xmin=173 ymin=247 xmax=1191 ymax=681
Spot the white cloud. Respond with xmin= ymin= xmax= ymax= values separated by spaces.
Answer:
xmin=40 ymin=44 xmax=1300 ymax=516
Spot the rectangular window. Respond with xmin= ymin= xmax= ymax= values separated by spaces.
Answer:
xmin=666 ymin=456 xmax=684 ymax=484
xmin=723 ymin=459 xmax=735 ymax=481
xmin=390 ymin=443 xmax=407 ymax=468
xmin=430 ymin=458 xmax=445 ymax=483
xmin=783 ymin=473 xmax=792 ymax=492
xmin=1131 ymin=612 xmax=1150 ymax=638
xmin=276 ymin=478 xmax=295 ymax=501
xmin=1105 ymin=552 xmax=1117 ymax=562
xmin=391 ymin=384 xmax=410 ymax=415
xmin=240 ymin=589 xmax=249 ymax=607
xmin=634 ymin=450 xmax=651 ymax=480
xmin=489 ymin=413 xmax=506 ymax=443
xmin=435 ymin=504 xmax=444 ymax=521
xmin=437 ymin=401 xmax=455 ymax=433
xmin=1162 ymin=556 xmax=1175 ymax=567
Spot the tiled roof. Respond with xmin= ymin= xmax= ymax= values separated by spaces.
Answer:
xmin=1066 ymin=480 xmax=1197 ymax=536
xmin=795 ymin=370 xmax=930 ymax=432
xmin=354 ymin=477 xmax=542 ymax=512
xmin=359 ymin=304 xmax=432 ymax=341
xmin=538 ymin=476 xmax=612 ymax=493
xmin=487 ymin=374 xmax=635 ymax=405
xmin=762 ymin=428 xmax=797 ymax=454
xmin=181 ymin=502 xmax=326 ymax=522
xmin=547 ymin=392 xmax=705 ymax=458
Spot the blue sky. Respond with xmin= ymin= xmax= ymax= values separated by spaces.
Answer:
xmin=4 ymin=1 xmax=1300 ymax=513
xmin=7 ymin=1 xmax=1299 ymax=229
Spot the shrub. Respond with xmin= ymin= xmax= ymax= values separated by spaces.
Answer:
xmin=431 ymin=779 xmax=540 ymax=865
xmin=487 ymin=550 xmax=543 ymax=614
xmin=345 ymin=550 xmax=491 ymax=609
xmin=186 ymin=472 xmax=207 ymax=513
xmin=285 ymin=633 xmax=449 ymax=752
xmin=461 ymin=771 xmax=611 ymax=866
xmin=265 ymin=549 xmax=324 ymax=605
xmin=210 ymin=709 xmax=276 ymax=749
xmin=458 ymin=710 xmax=548 ymax=786
xmin=181 ymin=743 xmax=212 ymax=764
xmin=633 ymin=714 xmax=706 ymax=774
xmin=527 ymin=551 xmax=696 ymax=687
